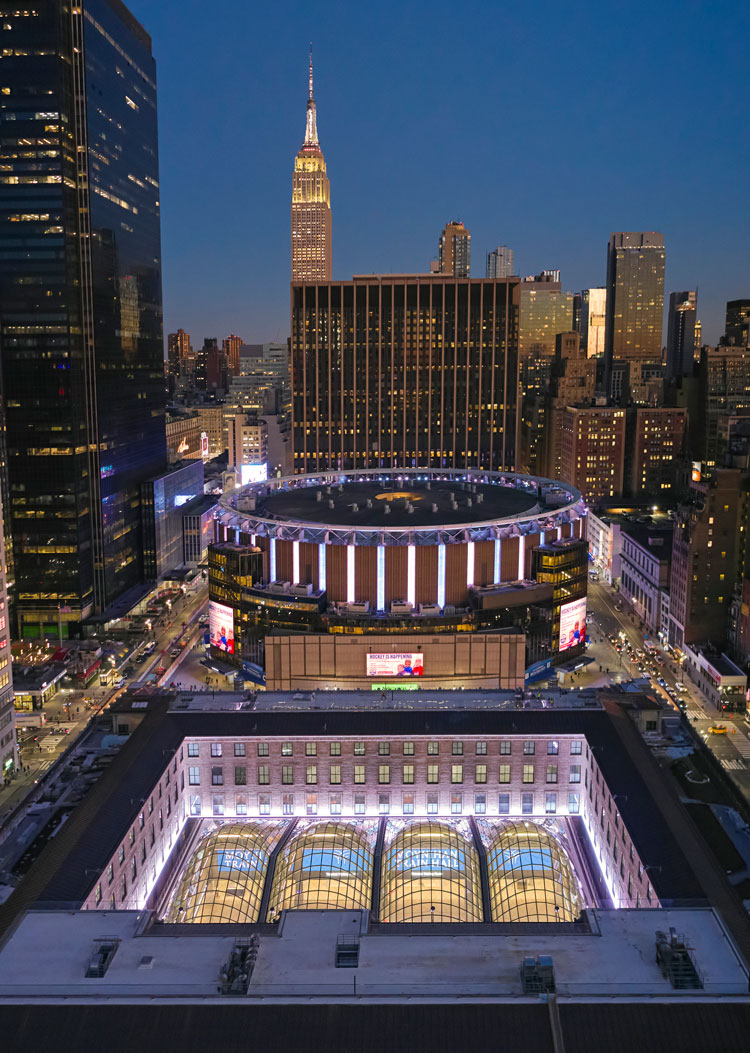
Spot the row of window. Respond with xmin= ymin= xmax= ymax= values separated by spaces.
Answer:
xmin=187 ymin=762 xmax=583 ymax=787
xmin=189 ymin=739 xmax=585 ymax=759
xmin=187 ymin=790 xmax=582 ymax=818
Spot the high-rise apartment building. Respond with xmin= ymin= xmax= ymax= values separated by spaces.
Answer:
xmin=228 ymin=415 xmax=268 ymax=479
xmin=543 ymin=333 xmax=597 ymax=480
xmin=722 ymin=299 xmax=750 ymax=347
xmin=438 ymin=221 xmax=471 ymax=277
xmin=579 ymin=288 xmax=607 ymax=358
xmin=666 ymin=291 xmax=697 ymax=380
xmin=604 ymin=233 xmax=665 ymax=399
xmin=700 ymin=346 xmax=750 ymax=463
xmin=222 ymin=334 xmax=243 ymax=377
xmin=557 ymin=407 xmax=626 ymax=504
xmin=291 ymin=48 xmax=331 ymax=282
xmin=0 ymin=1 xmax=166 ymax=636
xmin=669 ymin=467 xmax=743 ymax=650
xmin=627 ymin=408 xmax=687 ymax=497
xmin=292 ymin=276 xmax=519 ymax=473
xmin=486 ymin=245 xmax=514 ymax=278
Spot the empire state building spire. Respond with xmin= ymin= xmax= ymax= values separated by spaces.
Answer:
xmin=291 ymin=45 xmax=331 ymax=281
xmin=305 ymin=44 xmax=319 ymax=146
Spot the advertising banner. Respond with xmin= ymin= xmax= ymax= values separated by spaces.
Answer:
xmin=209 ymin=600 xmax=235 ymax=654
xmin=240 ymin=463 xmax=268 ymax=485
xmin=558 ymin=597 xmax=587 ymax=652
xmin=366 ymin=653 xmax=424 ymax=677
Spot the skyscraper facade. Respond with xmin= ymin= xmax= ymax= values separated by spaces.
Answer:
xmin=0 ymin=1 xmax=166 ymax=636
xmin=222 ymin=334 xmax=243 ymax=377
xmin=604 ymin=232 xmax=665 ymax=398
xmin=666 ymin=290 xmax=697 ymax=380
xmin=291 ymin=49 xmax=331 ymax=282
xmin=486 ymin=245 xmax=514 ymax=279
xmin=292 ymin=276 xmax=519 ymax=473
xmin=438 ymin=221 xmax=471 ymax=277
xmin=723 ymin=299 xmax=750 ymax=347
xmin=579 ymin=287 xmax=607 ymax=358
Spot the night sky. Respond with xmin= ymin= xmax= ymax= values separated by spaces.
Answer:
xmin=127 ymin=0 xmax=749 ymax=348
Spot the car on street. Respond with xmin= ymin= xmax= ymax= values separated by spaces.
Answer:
xmin=170 ymin=649 xmax=180 ymax=659
xmin=708 ymin=724 xmax=728 ymax=734
xmin=675 ymin=683 xmax=687 ymax=693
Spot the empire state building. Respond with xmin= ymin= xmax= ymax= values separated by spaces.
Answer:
xmin=291 ymin=48 xmax=332 ymax=281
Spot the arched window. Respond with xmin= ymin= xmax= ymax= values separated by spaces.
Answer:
xmin=166 ymin=821 xmax=284 ymax=923
xmin=266 ymin=821 xmax=376 ymax=918
xmin=379 ymin=820 xmax=483 ymax=923
xmin=485 ymin=820 xmax=582 ymax=922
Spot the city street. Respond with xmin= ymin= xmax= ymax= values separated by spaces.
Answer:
xmin=586 ymin=579 xmax=750 ymax=799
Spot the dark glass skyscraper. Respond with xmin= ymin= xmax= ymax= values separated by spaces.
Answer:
xmin=292 ymin=276 xmax=519 ymax=473
xmin=0 ymin=1 xmax=166 ymax=636
xmin=665 ymin=290 xmax=697 ymax=380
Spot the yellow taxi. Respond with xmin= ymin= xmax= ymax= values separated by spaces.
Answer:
xmin=708 ymin=724 xmax=728 ymax=735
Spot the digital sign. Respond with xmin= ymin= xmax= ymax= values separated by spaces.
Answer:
xmin=366 ymin=653 xmax=424 ymax=677
xmin=209 ymin=600 xmax=235 ymax=655
xmin=558 ymin=597 xmax=587 ymax=652
xmin=240 ymin=463 xmax=268 ymax=485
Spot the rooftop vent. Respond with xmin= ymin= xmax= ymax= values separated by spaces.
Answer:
xmin=218 ymin=936 xmax=260 ymax=996
xmin=520 ymin=956 xmax=555 ymax=994
xmin=85 ymin=937 xmax=120 ymax=978
xmin=655 ymin=929 xmax=703 ymax=989
xmin=335 ymin=933 xmax=360 ymax=968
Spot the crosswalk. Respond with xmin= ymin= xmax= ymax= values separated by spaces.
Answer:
xmin=721 ymin=758 xmax=746 ymax=772
xmin=731 ymin=734 xmax=750 ymax=758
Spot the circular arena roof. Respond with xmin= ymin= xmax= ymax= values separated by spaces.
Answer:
xmin=218 ymin=469 xmax=584 ymax=546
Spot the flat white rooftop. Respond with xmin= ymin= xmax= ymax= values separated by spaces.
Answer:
xmin=167 ymin=687 xmax=604 ymax=714
xmin=0 ymin=907 xmax=746 ymax=1003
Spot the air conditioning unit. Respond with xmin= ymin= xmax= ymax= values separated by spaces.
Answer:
xmin=390 ymin=601 xmax=413 ymax=614
xmin=291 ymin=583 xmax=313 ymax=597
xmin=344 ymin=601 xmax=369 ymax=614
xmin=269 ymin=581 xmax=291 ymax=594
xmin=419 ymin=604 xmax=442 ymax=616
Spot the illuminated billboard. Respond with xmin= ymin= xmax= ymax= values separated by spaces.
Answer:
xmin=209 ymin=600 xmax=235 ymax=655
xmin=240 ymin=463 xmax=268 ymax=485
xmin=558 ymin=597 xmax=587 ymax=652
xmin=366 ymin=653 xmax=424 ymax=677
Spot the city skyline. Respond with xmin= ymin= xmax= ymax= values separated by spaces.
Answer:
xmin=126 ymin=0 xmax=748 ymax=348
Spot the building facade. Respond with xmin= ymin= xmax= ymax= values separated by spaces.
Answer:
xmin=619 ymin=525 xmax=673 ymax=636
xmin=557 ymin=407 xmax=626 ymax=504
xmin=166 ymin=410 xmax=202 ymax=463
xmin=486 ymin=245 xmax=514 ymax=278
xmin=291 ymin=49 xmax=331 ymax=282
xmin=228 ymin=415 xmax=268 ymax=480
xmin=291 ymin=276 xmax=520 ymax=473
xmin=604 ymin=233 xmax=665 ymax=399
xmin=0 ymin=500 xmax=16 ymax=777
xmin=628 ymin=408 xmax=687 ymax=497
xmin=666 ymin=291 xmax=697 ymax=380
xmin=723 ymin=299 xmax=750 ymax=347
xmin=0 ymin=0 xmax=167 ymax=634
xmin=579 ymin=288 xmax=607 ymax=358
xmin=140 ymin=460 xmax=205 ymax=580
xmin=438 ymin=221 xmax=471 ymax=277
xmin=586 ymin=511 xmax=623 ymax=585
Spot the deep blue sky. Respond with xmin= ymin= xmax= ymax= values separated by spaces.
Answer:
xmin=127 ymin=0 xmax=749 ymax=348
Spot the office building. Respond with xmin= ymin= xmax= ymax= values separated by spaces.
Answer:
xmin=486 ymin=245 xmax=514 ymax=278
xmin=619 ymin=523 xmax=673 ymax=636
xmin=0 ymin=499 xmax=16 ymax=778
xmin=628 ymin=408 xmax=687 ymax=497
xmin=222 ymin=334 xmax=243 ymax=377
xmin=699 ymin=346 xmax=750 ymax=463
xmin=586 ymin=510 xmax=624 ymax=584
xmin=167 ymin=329 xmax=191 ymax=378
xmin=1 ymin=689 xmax=750 ymax=1050
xmin=669 ymin=467 xmax=743 ymax=650
xmin=213 ymin=468 xmax=587 ymax=678
xmin=228 ymin=415 xmax=269 ymax=482
xmin=604 ymin=233 xmax=665 ymax=399
xmin=195 ymin=404 xmax=227 ymax=459
xmin=542 ymin=333 xmax=597 ymax=480
xmin=437 ymin=221 xmax=471 ymax=277
xmin=140 ymin=461 xmax=205 ymax=581
xmin=165 ymin=410 xmax=202 ymax=464
xmin=0 ymin=0 xmax=167 ymax=635
xmin=557 ymin=407 xmax=626 ymax=504
xmin=291 ymin=48 xmax=331 ymax=281
xmin=723 ymin=299 xmax=750 ymax=347
xmin=579 ymin=288 xmax=607 ymax=358
xmin=292 ymin=276 xmax=520 ymax=473
xmin=666 ymin=291 xmax=697 ymax=380
xmin=181 ymin=495 xmax=218 ymax=567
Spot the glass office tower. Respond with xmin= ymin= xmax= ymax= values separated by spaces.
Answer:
xmin=291 ymin=276 xmax=519 ymax=473
xmin=0 ymin=2 xmax=166 ymax=636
